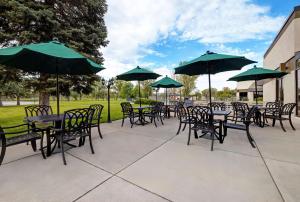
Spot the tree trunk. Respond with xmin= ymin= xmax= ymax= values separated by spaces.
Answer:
xmin=39 ymin=91 xmax=50 ymax=106
xmin=0 ymin=93 xmax=3 ymax=106
xmin=39 ymin=73 xmax=50 ymax=106
xmin=16 ymin=94 xmax=20 ymax=106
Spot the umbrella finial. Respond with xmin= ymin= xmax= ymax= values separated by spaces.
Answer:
xmin=254 ymin=65 xmax=257 ymax=68
xmin=206 ymin=50 xmax=214 ymax=55
xmin=137 ymin=66 xmax=141 ymax=69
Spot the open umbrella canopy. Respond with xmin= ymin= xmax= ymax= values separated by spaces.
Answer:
xmin=174 ymin=51 xmax=256 ymax=75
xmin=151 ymin=76 xmax=183 ymax=88
xmin=116 ymin=66 xmax=160 ymax=81
xmin=0 ymin=40 xmax=104 ymax=74
xmin=228 ymin=65 xmax=287 ymax=81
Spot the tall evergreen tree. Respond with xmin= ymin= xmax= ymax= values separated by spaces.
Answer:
xmin=0 ymin=0 xmax=108 ymax=105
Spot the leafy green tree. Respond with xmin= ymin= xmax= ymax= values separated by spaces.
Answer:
xmin=141 ymin=80 xmax=153 ymax=98
xmin=216 ymin=87 xmax=236 ymax=101
xmin=202 ymin=88 xmax=218 ymax=100
xmin=0 ymin=0 xmax=108 ymax=105
xmin=176 ymin=75 xmax=198 ymax=98
xmin=2 ymin=81 xmax=27 ymax=105
xmin=120 ymin=82 xmax=134 ymax=99
xmin=114 ymin=80 xmax=125 ymax=99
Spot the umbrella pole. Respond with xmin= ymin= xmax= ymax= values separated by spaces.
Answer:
xmin=165 ymin=88 xmax=167 ymax=105
xmin=208 ymin=72 xmax=213 ymax=125
xmin=138 ymin=81 xmax=141 ymax=107
xmin=56 ymin=63 xmax=60 ymax=115
xmin=255 ymin=80 xmax=258 ymax=105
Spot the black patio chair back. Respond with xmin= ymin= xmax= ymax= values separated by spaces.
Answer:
xmin=231 ymin=102 xmax=249 ymax=123
xmin=191 ymin=106 xmax=210 ymax=126
xmin=121 ymin=102 xmax=133 ymax=115
xmin=280 ymin=103 xmax=296 ymax=116
xmin=58 ymin=108 xmax=95 ymax=165
xmin=209 ymin=102 xmax=226 ymax=111
xmin=62 ymin=108 xmax=94 ymax=134
xmin=89 ymin=104 xmax=104 ymax=139
xmin=25 ymin=105 xmax=53 ymax=117
xmin=244 ymin=106 xmax=258 ymax=124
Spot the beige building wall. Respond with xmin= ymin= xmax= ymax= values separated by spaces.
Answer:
xmin=263 ymin=14 xmax=300 ymax=104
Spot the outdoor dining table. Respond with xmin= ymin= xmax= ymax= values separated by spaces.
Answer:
xmin=25 ymin=114 xmax=64 ymax=156
xmin=132 ymin=106 xmax=154 ymax=126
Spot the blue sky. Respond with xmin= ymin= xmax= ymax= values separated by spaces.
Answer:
xmin=101 ymin=0 xmax=299 ymax=91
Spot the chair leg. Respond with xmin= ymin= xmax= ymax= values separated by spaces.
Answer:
xmin=272 ymin=119 xmax=276 ymax=127
xmin=60 ymin=136 xmax=67 ymax=165
xmin=31 ymin=140 xmax=37 ymax=152
xmin=289 ymin=115 xmax=296 ymax=130
xmin=211 ymin=132 xmax=214 ymax=151
xmin=153 ymin=117 xmax=157 ymax=127
xmin=160 ymin=116 xmax=164 ymax=125
xmin=97 ymin=125 xmax=103 ymax=139
xmin=89 ymin=135 xmax=95 ymax=154
xmin=40 ymin=133 xmax=46 ymax=159
xmin=0 ymin=141 xmax=6 ymax=165
xmin=176 ymin=122 xmax=182 ymax=135
xmin=182 ymin=123 xmax=187 ymax=131
xmin=279 ymin=119 xmax=286 ymax=132
xmin=121 ymin=116 xmax=125 ymax=127
xmin=187 ymin=127 xmax=192 ymax=145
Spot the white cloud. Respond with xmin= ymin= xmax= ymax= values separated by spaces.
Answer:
xmin=100 ymin=0 xmax=284 ymax=84
xmin=176 ymin=0 xmax=285 ymax=43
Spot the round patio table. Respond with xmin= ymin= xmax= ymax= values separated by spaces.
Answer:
xmin=132 ymin=106 xmax=154 ymax=126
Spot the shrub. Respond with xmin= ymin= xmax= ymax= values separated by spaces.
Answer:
xmin=133 ymin=98 xmax=158 ymax=105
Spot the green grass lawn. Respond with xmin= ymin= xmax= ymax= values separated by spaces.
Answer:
xmin=0 ymin=99 xmax=125 ymax=128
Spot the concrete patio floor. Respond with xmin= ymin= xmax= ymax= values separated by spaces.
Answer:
xmin=1 ymin=117 xmax=300 ymax=202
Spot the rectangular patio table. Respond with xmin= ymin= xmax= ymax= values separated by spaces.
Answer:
xmin=25 ymin=114 xmax=64 ymax=156
xmin=132 ymin=106 xmax=154 ymax=126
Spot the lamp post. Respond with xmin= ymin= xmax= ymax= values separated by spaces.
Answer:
xmin=101 ymin=78 xmax=115 ymax=123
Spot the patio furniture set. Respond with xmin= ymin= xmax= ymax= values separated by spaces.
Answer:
xmin=175 ymin=101 xmax=296 ymax=151
xmin=0 ymin=104 xmax=104 ymax=165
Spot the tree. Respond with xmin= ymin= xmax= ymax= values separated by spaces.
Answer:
xmin=2 ymin=81 xmax=27 ymax=105
xmin=202 ymin=88 xmax=218 ymax=100
xmin=114 ymin=80 xmax=124 ymax=99
xmin=120 ymin=82 xmax=134 ymax=99
xmin=0 ymin=66 xmax=23 ymax=106
xmin=216 ymin=87 xmax=236 ymax=101
xmin=176 ymin=75 xmax=198 ymax=98
xmin=141 ymin=80 xmax=153 ymax=98
xmin=0 ymin=0 xmax=108 ymax=105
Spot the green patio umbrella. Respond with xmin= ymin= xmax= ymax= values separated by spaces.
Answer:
xmin=116 ymin=66 xmax=160 ymax=107
xmin=174 ymin=51 xmax=256 ymax=106
xmin=228 ymin=65 xmax=287 ymax=105
xmin=151 ymin=75 xmax=183 ymax=105
xmin=0 ymin=40 xmax=104 ymax=114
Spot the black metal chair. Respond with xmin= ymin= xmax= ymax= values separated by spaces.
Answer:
xmin=143 ymin=103 xmax=163 ymax=127
xmin=264 ymin=103 xmax=296 ymax=132
xmin=24 ymin=105 xmax=53 ymax=151
xmin=0 ymin=123 xmax=45 ymax=165
xmin=231 ymin=102 xmax=249 ymax=123
xmin=55 ymin=108 xmax=95 ymax=165
xmin=89 ymin=104 xmax=104 ymax=139
xmin=209 ymin=102 xmax=226 ymax=111
xmin=120 ymin=102 xmax=138 ymax=127
xmin=176 ymin=103 xmax=193 ymax=135
xmin=263 ymin=102 xmax=281 ymax=124
xmin=187 ymin=106 xmax=220 ymax=151
xmin=223 ymin=106 xmax=258 ymax=148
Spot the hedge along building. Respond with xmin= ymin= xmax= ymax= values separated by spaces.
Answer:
xmin=263 ymin=5 xmax=300 ymax=117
